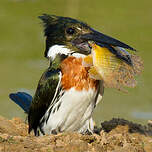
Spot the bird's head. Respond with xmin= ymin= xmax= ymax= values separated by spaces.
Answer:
xmin=39 ymin=14 xmax=135 ymax=65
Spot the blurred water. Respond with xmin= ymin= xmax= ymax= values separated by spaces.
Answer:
xmin=0 ymin=0 xmax=152 ymax=126
xmin=132 ymin=111 xmax=152 ymax=120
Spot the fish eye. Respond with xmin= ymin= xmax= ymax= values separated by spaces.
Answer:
xmin=66 ymin=27 xmax=75 ymax=35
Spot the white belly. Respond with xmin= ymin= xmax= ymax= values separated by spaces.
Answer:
xmin=41 ymin=87 xmax=99 ymax=134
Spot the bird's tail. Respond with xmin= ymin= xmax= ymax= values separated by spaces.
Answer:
xmin=9 ymin=92 xmax=32 ymax=113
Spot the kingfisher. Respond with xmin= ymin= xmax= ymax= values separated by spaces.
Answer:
xmin=9 ymin=14 xmax=136 ymax=136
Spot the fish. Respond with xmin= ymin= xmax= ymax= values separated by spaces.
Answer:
xmin=83 ymin=42 xmax=143 ymax=91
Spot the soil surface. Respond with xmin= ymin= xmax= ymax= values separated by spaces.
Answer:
xmin=0 ymin=116 xmax=152 ymax=152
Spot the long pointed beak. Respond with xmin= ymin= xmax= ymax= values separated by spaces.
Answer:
xmin=80 ymin=28 xmax=136 ymax=51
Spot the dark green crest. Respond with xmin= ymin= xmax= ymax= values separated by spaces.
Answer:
xmin=39 ymin=14 xmax=92 ymax=57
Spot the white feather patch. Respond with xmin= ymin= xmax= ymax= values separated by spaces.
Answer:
xmin=47 ymin=45 xmax=85 ymax=60
xmin=47 ymin=45 xmax=71 ymax=60
xmin=41 ymin=88 xmax=98 ymax=134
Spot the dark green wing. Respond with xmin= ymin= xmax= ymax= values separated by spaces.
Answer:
xmin=28 ymin=67 xmax=61 ymax=134
xmin=28 ymin=54 xmax=66 ymax=134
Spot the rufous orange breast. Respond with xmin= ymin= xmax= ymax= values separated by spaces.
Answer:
xmin=61 ymin=56 xmax=98 ymax=91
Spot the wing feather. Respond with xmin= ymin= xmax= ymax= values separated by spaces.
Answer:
xmin=28 ymin=68 xmax=61 ymax=133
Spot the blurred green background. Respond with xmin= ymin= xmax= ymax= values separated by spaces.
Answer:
xmin=0 ymin=0 xmax=152 ymax=126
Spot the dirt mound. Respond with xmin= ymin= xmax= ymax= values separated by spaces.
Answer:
xmin=0 ymin=116 xmax=152 ymax=152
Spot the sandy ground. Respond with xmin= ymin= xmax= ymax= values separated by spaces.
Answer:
xmin=0 ymin=116 xmax=152 ymax=152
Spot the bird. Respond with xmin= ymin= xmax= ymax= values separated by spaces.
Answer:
xmin=9 ymin=14 xmax=137 ymax=136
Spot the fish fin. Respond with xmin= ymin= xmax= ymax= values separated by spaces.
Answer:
xmin=82 ymin=55 xmax=93 ymax=67
xmin=88 ymin=66 xmax=102 ymax=80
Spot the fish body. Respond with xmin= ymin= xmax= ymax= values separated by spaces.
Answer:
xmin=83 ymin=43 xmax=143 ymax=91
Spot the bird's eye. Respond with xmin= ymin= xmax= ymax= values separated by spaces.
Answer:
xmin=66 ymin=28 xmax=75 ymax=35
